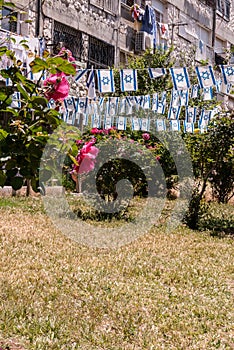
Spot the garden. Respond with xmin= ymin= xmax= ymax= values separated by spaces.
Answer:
xmin=0 ymin=1 xmax=233 ymax=348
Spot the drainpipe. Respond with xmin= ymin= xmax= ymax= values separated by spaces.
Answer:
xmin=211 ymin=0 xmax=216 ymax=48
xmin=35 ymin=0 xmax=41 ymax=37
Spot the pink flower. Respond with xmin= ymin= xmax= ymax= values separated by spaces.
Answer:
xmin=43 ymin=72 xmax=69 ymax=101
xmin=156 ymin=156 xmax=161 ymax=161
xmin=142 ymin=133 xmax=150 ymax=141
xmin=91 ymin=128 xmax=99 ymax=134
xmin=73 ymin=141 xmax=99 ymax=174
xmin=58 ymin=47 xmax=76 ymax=71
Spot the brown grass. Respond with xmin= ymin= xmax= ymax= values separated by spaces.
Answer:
xmin=0 ymin=197 xmax=233 ymax=349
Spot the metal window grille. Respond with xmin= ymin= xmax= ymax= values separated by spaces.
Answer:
xmin=1 ymin=7 xmax=17 ymax=33
xmin=217 ymin=0 xmax=230 ymax=20
xmin=88 ymin=36 xmax=115 ymax=68
xmin=90 ymin=0 xmax=118 ymax=13
xmin=53 ymin=21 xmax=84 ymax=60
xmin=121 ymin=0 xmax=145 ymax=8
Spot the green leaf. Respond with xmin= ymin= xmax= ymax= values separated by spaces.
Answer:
xmin=11 ymin=176 xmax=24 ymax=190
xmin=16 ymin=83 xmax=29 ymax=101
xmin=57 ymin=62 xmax=76 ymax=75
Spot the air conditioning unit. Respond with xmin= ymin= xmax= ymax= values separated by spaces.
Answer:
xmin=135 ymin=31 xmax=153 ymax=52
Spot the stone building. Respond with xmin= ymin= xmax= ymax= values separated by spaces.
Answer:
xmin=1 ymin=0 xmax=234 ymax=67
xmin=1 ymin=0 xmax=234 ymax=101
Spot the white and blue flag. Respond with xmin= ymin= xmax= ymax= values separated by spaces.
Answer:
xmin=202 ymin=87 xmax=213 ymax=100
xmin=168 ymin=106 xmax=181 ymax=120
xmin=179 ymin=89 xmax=189 ymax=106
xmin=190 ymin=84 xmax=199 ymax=98
xmin=141 ymin=118 xmax=150 ymax=131
xmin=170 ymin=89 xmax=180 ymax=107
xmin=170 ymin=120 xmax=180 ymax=131
xmin=87 ymin=67 xmax=96 ymax=99
xmin=169 ymin=67 xmax=190 ymax=90
xmin=132 ymin=117 xmax=140 ymax=131
xmin=75 ymin=69 xmax=87 ymax=82
xmin=156 ymin=119 xmax=166 ymax=131
xmin=151 ymin=93 xmax=158 ymax=111
xmin=195 ymin=65 xmax=216 ymax=88
xmin=220 ymin=64 xmax=234 ymax=85
xmin=185 ymin=107 xmax=197 ymax=123
xmin=120 ymin=69 xmax=138 ymax=92
xmin=117 ymin=116 xmax=127 ymax=130
xmin=106 ymin=97 xmax=119 ymax=116
xmin=148 ymin=68 xmax=166 ymax=79
xmin=97 ymin=69 xmax=115 ymax=93
xmin=76 ymin=97 xmax=88 ymax=114
xmin=91 ymin=114 xmax=101 ymax=128
xmin=184 ymin=122 xmax=194 ymax=133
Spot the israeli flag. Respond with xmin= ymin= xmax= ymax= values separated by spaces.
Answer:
xmin=97 ymin=69 xmax=115 ymax=93
xmin=66 ymin=111 xmax=75 ymax=125
xmin=151 ymin=93 xmax=158 ymax=111
xmin=75 ymin=69 xmax=88 ymax=82
xmin=179 ymin=90 xmax=189 ymax=106
xmin=199 ymin=124 xmax=208 ymax=134
xmin=11 ymin=92 xmax=21 ymax=109
xmin=126 ymin=97 xmax=133 ymax=115
xmin=119 ymin=97 xmax=126 ymax=114
xmin=169 ymin=67 xmax=190 ymax=90
xmin=170 ymin=90 xmax=180 ymax=107
xmin=148 ymin=68 xmax=166 ymax=79
xmin=156 ymin=119 xmax=166 ymax=131
xmin=88 ymin=101 xmax=98 ymax=115
xmin=91 ymin=114 xmax=101 ymax=128
xmin=215 ymin=79 xmax=222 ymax=93
xmin=170 ymin=120 xmax=180 ymax=131
xmin=48 ymin=99 xmax=56 ymax=109
xmin=76 ymin=97 xmax=88 ymax=114
xmin=220 ymin=64 xmax=234 ymax=85
xmin=199 ymin=110 xmax=211 ymax=126
xmin=87 ymin=67 xmax=96 ymax=99
xmin=184 ymin=122 xmax=194 ymax=133
xmin=134 ymin=96 xmax=143 ymax=110
xmin=132 ymin=117 xmax=140 ymax=131
xmin=120 ymin=69 xmax=138 ymax=92
xmin=185 ymin=107 xmax=197 ymax=123
xmin=156 ymin=91 xmax=167 ymax=114
xmin=106 ymin=97 xmax=119 ymax=116
xmin=64 ymin=96 xmax=76 ymax=113
xmin=117 ymin=116 xmax=126 ymax=130
xmin=141 ymin=118 xmax=150 ymax=131
xmin=226 ymin=82 xmax=232 ymax=94
xmin=202 ymin=87 xmax=213 ymax=101
xmin=104 ymin=116 xmax=113 ymax=129
xmin=168 ymin=106 xmax=181 ymax=120
xmin=190 ymin=84 xmax=199 ymax=98
xmin=195 ymin=65 xmax=216 ymax=88
xmin=143 ymin=95 xmax=151 ymax=110
xmin=97 ymin=97 xmax=105 ymax=114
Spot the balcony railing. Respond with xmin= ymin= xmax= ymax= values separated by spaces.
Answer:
xmin=90 ymin=0 xmax=118 ymax=14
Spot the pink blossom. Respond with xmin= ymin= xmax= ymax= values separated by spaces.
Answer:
xmin=91 ymin=128 xmax=99 ymax=134
xmin=142 ymin=133 xmax=150 ymax=141
xmin=156 ymin=156 xmax=161 ymax=161
xmin=73 ymin=141 xmax=99 ymax=174
xmin=43 ymin=72 xmax=69 ymax=101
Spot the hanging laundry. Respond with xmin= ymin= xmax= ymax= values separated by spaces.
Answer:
xmin=158 ymin=23 xmax=170 ymax=40
xmin=141 ymin=5 xmax=157 ymax=48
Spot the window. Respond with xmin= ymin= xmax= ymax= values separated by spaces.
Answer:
xmin=1 ymin=7 xmax=17 ymax=33
xmin=90 ymin=0 xmax=118 ymax=13
xmin=121 ymin=0 xmax=145 ymax=9
xmin=88 ymin=36 xmax=115 ymax=68
xmin=53 ymin=21 xmax=85 ymax=61
xmin=217 ymin=0 xmax=230 ymax=21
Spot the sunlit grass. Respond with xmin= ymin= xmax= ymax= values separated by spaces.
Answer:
xmin=0 ymin=197 xmax=233 ymax=349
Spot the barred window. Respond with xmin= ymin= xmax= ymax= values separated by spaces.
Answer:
xmin=88 ymin=36 xmax=115 ymax=69
xmin=90 ymin=0 xmax=118 ymax=13
xmin=53 ymin=21 xmax=84 ymax=61
xmin=1 ymin=7 xmax=17 ymax=33
xmin=217 ymin=0 xmax=230 ymax=21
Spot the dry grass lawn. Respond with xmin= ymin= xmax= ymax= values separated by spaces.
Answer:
xmin=0 ymin=197 xmax=233 ymax=349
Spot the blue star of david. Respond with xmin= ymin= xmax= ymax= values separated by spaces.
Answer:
xmin=176 ymin=73 xmax=184 ymax=82
xmin=204 ymin=88 xmax=210 ymax=93
xmin=188 ymin=112 xmax=193 ymax=117
xmin=226 ymin=67 xmax=234 ymax=76
xmin=102 ymin=77 xmax=110 ymax=85
xmin=201 ymin=71 xmax=210 ymax=80
xmin=124 ymin=74 xmax=133 ymax=84
xmin=158 ymin=102 xmax=162 ymax=108
xmin=67 ymin=99 xmax=73 ymax=105
xmin=173 ymin=108 xmax=177 ymax=113
xmin=79 ymin=102 xmax=85 ymax=108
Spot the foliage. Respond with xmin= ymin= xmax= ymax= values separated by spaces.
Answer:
xmin=0 ymin=1 xmax=76 ymax=193
xmin=184 ymin=115 xmax=234 ymax=228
